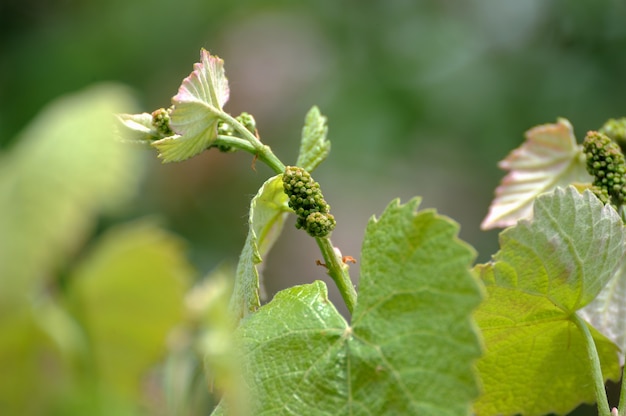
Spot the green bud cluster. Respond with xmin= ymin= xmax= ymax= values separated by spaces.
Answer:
xmin=282 ymin=166 xmax=336 ymax=238
xmin=583 ymin=130 xmax=626 ymax=206
xmin=151 ymin=107 xmax=174 ymax=137
xmin=214 ymin=113 xmax=257 ymax=153
xmin=236 ymin=112 xmax=256 ymax=135
xmin=600 ymin=118 xmax=626 ymax=154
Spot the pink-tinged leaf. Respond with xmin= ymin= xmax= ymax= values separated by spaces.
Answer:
xmin=481 ymin=118 xmax=591 ymax=230
xmin=152 ymin=49 xmax=230 ymax=163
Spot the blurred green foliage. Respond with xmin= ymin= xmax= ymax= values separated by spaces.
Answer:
xmin=2 ymin=0 xmax=626 ymax=414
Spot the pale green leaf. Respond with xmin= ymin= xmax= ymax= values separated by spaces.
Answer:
xmin=482 ymin=118 xmax=591 ymax=230
xmin=229 ymin=175 xmax=290 ymax=319
xmin=579 ymin=262 xmax=626 ymax=365
xmin=0 ymin=84 xmax=143 ymax=295
xmin=152 ymin=49 xmax=230 ymax=162
xmin=69 ymin=221 xmax=192 ymax=398
xmin=228 ymin=198 xmax=483 ymax=415
xmin=296 ymin=106 xmax=330 ymax=172
xmin=474 ymin=187 xmax=625 ymax=416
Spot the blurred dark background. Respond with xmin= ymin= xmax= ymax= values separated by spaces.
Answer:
xmin=2 ymin=0 xmax=626 ymax=414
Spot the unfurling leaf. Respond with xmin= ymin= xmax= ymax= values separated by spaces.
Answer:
xmin=223 ymin=198 xmax=483 ymax=415
xmin=153 ymin=49 xmax=230 ymax=162
xmin=474 ymin=187 xmax=625 ymax=416
xmin=229 ymin=175 xmax=290 ymax=319
xmin=296 ymin=106 xmax=331 ymax=172
xmin=116 ymin=112 xmax=161 ymax=142
xmin=481 ymin=118 xmax=591 ymax=230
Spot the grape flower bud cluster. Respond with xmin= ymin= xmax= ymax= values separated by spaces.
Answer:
xmin=583 ymin=130 xmax=626 ymax=207
xmin=282 ymin=166 xmax=336 ymax=238
xmin=600 ymin=118 xmax=626 ymax=154
xmin=151 ymin=107 xmax=174 ymax=137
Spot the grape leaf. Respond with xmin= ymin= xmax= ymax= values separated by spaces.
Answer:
xmin=152 ymin=49 xmax=230 ymax=162
xmin=481 ymin=118 xmax=591 ymax=230
xmin=579 ymin=262 xmax=626 ymax=365
xmin=69 ymin=221 xmax=192 ymax=399
xmin=0 ymin=84 xmax=143 ymax=295
xmin=296 ymin=106 xmax=331 ymax=172
xmin=229 ymin=175 xmax=290 ymax=319
xmin=474 ymin=187 xmax=625 ymax=416
xmin=223 ymin=198 xmax=483 ymax=415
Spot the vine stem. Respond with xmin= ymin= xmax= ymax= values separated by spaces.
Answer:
xmin=618 ymin=362 xmax=626 ymax=416
xmin=220 ymin=112 xmax=357 ymax=313
xmin=219 ymin=112 xmax=285 ymax=174
xmin=315 ymin=236 xmax=357 ymax=314
xmin=572 ymin=313 xmax=612 ymax=416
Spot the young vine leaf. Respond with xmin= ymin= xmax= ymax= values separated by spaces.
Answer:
xmin=229 ymin=175 xmax=290 ymax=319
xmin=217 ymin=198 xmax=483 ymax=415
xmin=473 ymin=187 xmax=625 ymax=416
xmin=152 ymin=49 xmax=230 ymax=162
xmin=116 ymin=112 xmax=162 ymax=143
xmin=481 ymin=119 xmax=591 ymax=230
xmin=296 ymin=106 xmax=331 ymax=172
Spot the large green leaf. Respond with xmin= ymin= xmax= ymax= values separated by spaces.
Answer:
xmin=152 ymin=49 xmax=230 ymax=162
xmin=229 ymin=175 xmax=290 ymax=319
xmin=474 ymin=187 xmax=625 ymax=416
xmin=69 ymin=221 xmax=192 ymax=399
xmin=223 ymin=198 xmax=483 ymax=415
xmin=0 ymin=84 xmax=143 ymax=296
xmin=481 ymin=119 xmax=591 ymax=230
xmin=296 ymin=106 xmax=331 ymax=172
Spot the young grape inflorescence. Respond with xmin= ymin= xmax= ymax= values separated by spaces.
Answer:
xmin=282 ymin=166 xmax=336 ymax=238
xmin=583 ymin=130 xmax=626 ymax=207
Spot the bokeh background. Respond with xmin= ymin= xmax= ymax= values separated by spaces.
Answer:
xmin=2 ymin=0 xmax=626 ymax=414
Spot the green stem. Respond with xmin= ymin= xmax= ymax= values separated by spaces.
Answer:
xmin=315 ymin=236 xmax=357 ymax=314
xmin=573 ymin=313 xmax=612 ymax=416
xmin=219 ymin=113 xmax=285 ymax=174
xmin=219 ymin=112 xmax=357 ymax=313
xmin=618 ymin=362 xmax=626 ymax=416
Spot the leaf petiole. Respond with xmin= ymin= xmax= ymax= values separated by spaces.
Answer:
xmin=572 ymin=313 xmax=612 ymax=416
xmin=315 ymin=236 xmax=357 ymax=314
xmin=218 ymin=112 xmax=285 ymax=174
xmin=618 ymin=360 xmax=626 ymax=416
